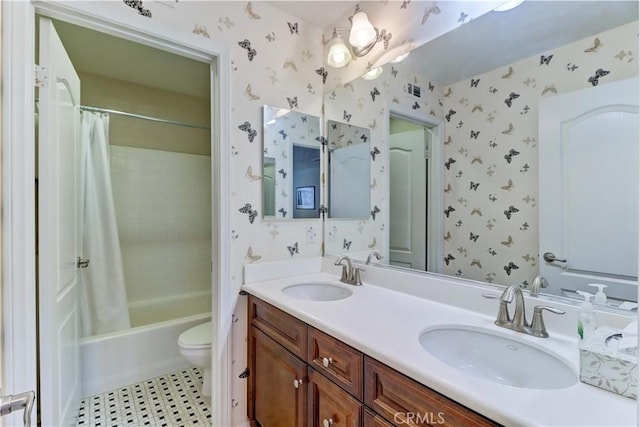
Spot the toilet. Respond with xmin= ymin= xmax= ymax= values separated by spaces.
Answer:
xmin=178 ymin=321 xmax=212 ymax=397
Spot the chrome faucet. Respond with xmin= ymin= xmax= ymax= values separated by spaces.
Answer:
xmin=499 ymin=285 xmax=527 ymax=331
xmin=334 ymin=255 xmax=365 ymax=286
xmin=483 ymin=285 xmax=565 ymax=338
xmin=530 ymin=275 xmax=548 ymax=297
xmin=365 ymin=250 xmax=382 ymax=265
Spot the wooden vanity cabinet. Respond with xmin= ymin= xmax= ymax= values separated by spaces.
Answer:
xmin=248 ymin=295 xmax=501 ymax=427
xmin=248 ymin=326 xmax=307 ymax=427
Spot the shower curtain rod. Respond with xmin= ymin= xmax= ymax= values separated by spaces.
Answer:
xmin=80 ymin=105 xmax=211 ymax=130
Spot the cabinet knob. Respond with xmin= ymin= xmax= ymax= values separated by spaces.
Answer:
xmin=322 ymin=357 xmax=333 ymax=368
xmin=322 ymin=417 xmax=334 ymax=427
xmin=293 ymin=378 xmax=304 ymax=389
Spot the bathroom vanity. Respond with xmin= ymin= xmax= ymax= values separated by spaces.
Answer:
xmin=247 ymin=295 xmax=496 ymax=427
xmin=243 ymin=258 xmax=637 ymax=427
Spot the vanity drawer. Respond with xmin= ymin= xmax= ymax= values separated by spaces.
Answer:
xmin=248 ymin=295 xmax=307 ymax=359
xmin=308 ymin=327 xmax=363 ymax=399
xmin=364 ymin=409 xmax=394 ymax=427
xmin=364 ymin=357 xmax=499 ymax=427
xmin=308 ymin=368 xmax=362 ymax=427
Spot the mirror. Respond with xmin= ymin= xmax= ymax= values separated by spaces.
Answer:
xmin=262 ymin=105 xmax=321 ymax=219
xmin=323 ymin=1 xmax=639 ymax=303
xmin=327 ymin=120 xmax=371 ymax=219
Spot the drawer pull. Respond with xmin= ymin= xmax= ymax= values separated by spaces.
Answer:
xmin=293 ymin=378 xmax=304 ymax=389
xmin=322 ymin=357 xmax=333 ymax=368
xmin=322 ymin=417 xmax=334 ymax=427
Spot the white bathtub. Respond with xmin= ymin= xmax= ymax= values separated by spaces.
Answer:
xmin=80 ymin=292 xmax=211 ymax=397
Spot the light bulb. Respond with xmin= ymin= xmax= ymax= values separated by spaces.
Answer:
xmin=349 ymin=9 xmax=377 ymax=48
xmin=327 ymin=31 xmax=352 ymax=68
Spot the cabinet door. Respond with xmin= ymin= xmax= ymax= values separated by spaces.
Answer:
xmin=309 ymin=368 xmax=362 ymax=427
xmin=249 ymin=326 xmax=307 ymax=427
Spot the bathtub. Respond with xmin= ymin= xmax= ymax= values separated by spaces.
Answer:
xmin=80 ymin=292 xmax=211 ymax=398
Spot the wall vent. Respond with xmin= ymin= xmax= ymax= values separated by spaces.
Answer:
xmin=406 ymin=83 xmax=422 ymax=99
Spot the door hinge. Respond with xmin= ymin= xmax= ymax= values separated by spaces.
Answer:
xmin=239 ymin=368 xmax=250 ymax=379
xmin=35 ymin=65 xmax=48 ymax=88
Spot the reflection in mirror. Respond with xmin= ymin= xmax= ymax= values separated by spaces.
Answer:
xmin=323 ymin=1 xmax=639 ymax=304
xmin=262 ymin=105 xmax=321 ymax=219
xmin=389 ymin=116 xmax=431 ymax=271
xmin=327 ymin=120 xmax=370 ymax=219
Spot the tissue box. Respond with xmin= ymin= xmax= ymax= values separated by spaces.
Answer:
xmin=579 ymin=326 xmax=638 ymax=400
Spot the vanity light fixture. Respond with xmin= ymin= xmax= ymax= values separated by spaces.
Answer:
xmin=361 ymin=67 xmax=383 ymax=80
xmin=326 ymin=4 xmax=384 ymax=68
xmin=494 ymin=0 xmax=525 ymax=12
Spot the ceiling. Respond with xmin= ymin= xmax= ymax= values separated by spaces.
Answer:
xmin=52 ymin=19 xmax=210 ymax=99
xmin=403 ymin=1 xmax=639 ymax=85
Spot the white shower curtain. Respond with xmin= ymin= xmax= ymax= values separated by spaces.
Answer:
xmin=80 ymin=112 xmax=131 ymax=336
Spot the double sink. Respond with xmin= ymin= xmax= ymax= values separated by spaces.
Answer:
xmin=281 ymin=281 xmax=578 ymax=391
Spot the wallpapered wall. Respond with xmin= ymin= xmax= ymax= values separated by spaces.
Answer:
xmin=442 ymin=21 xmax=638 ymax=287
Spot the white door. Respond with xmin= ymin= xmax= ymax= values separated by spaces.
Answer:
xmin=539 ymin=77 xmax=639 ymax=302
xmin=389 ymin=129 xmax=428 ymax=270
xmin=329 ymin=143 xmax=370 ymax=218
xmin=38 ymin=17 xmax=82 ymax=426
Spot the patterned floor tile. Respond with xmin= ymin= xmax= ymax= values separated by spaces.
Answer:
xmin=75 ymin=368 xmax=211 ymax=426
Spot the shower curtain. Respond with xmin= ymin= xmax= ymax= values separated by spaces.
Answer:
xmin=80 ymin=112 xmax=131 ymax=336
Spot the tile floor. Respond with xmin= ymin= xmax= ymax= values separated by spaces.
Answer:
xmin=76 ymin=367 xmax=212 ymax=426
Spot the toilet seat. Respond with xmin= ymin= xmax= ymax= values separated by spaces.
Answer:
xmin=178 ymin=321 xmax=212 ymax=349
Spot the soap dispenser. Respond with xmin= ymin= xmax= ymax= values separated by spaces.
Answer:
xmin=588 ymin=283 xmax=608 ymax=305
xmin=576 ymin=290 xmax=596 ymax=340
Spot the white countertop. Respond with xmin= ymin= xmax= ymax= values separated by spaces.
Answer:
xmin=242 ymin=265 xmax=637 ymax=427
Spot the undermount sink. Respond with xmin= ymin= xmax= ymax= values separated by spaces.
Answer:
xmin=281 ymin=282 xmax=353 ymax=301
xmin=419 ymin=326 xmax=578 ymax=390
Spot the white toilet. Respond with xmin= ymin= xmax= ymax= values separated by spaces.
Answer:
xmin=178 ymin=321 xmax=212 ymax=397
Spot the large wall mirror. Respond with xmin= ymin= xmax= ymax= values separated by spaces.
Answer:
xmin=323 ymin=1 xmax=639 ymax=304
xmin=263 ymin=105 xmax=322 ymax=220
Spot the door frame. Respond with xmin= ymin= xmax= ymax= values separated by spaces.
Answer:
xmin=385 ymin=109 xmax=444 ymax=274
xmin=2 ymin=2 xmax=232 ymax=426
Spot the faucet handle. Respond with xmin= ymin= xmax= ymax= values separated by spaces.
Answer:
xmin=339 ymin=265 xmax=349 ymax=283
xmin=351 ymin=267 xmax=365 ymax=286
xmin=482 ymin=293 xmax=512 ymax=325
xmin=531 ymin=305 xmax=565 ymax=338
